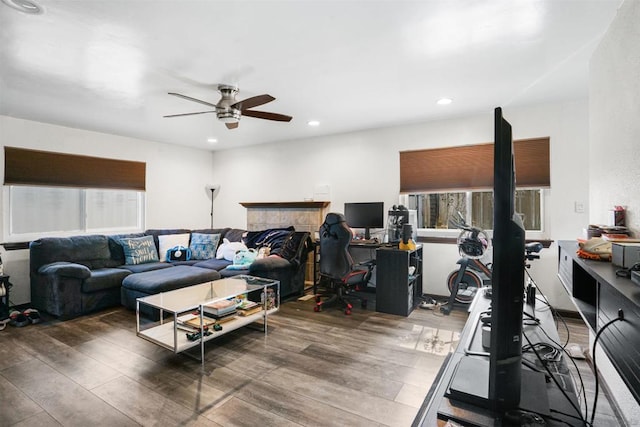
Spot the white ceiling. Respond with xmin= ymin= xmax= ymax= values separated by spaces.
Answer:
xmin=0 ymin=0 xmax=622 ymax=151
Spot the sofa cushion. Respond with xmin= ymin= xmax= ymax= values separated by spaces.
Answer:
xmin=117 ymin=262 xmax=174 ymax=274
xmin=121 ymin=265 xmax=220 ymax=294
xmin=30 ymin=235 xmax=113 ymax=270
xmin=223 ymin=228 xmax=246 ymax=243
xmin=118 ymin=235 xmax=159 ymax=265
xmin=82 ymin=268 xmax=132 ymax=293
xmin=219 ymin=267 xmax=248 ymax=278
xmin=189 ymin=232 xmax=220 ymax=260
xmin=108 ymin=233 xmax=146 ymax=266
xmin=192 ymin=258 xmax=232 ymax=271
xmin=158 ymin=233 xmax=191 ymax=262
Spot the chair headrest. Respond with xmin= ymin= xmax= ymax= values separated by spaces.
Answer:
xmin=324 ymin=212 xmax=345 ymax=226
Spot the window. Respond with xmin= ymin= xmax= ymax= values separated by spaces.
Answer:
xmin=3 ymin=147 xmax=147 ymax=241
xmin=5 ymin=185 xmax=144 ymax=240
xmin=408 ymin=189 xmax=543 ymax=232
xmin=399 ymin=137 xmax=549 ymax=235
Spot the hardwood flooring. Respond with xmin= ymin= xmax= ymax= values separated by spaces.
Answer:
xmin=0 ymin=297 xmax=622 ymax=426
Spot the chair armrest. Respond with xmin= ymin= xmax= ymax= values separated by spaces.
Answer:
xmin=37 ymin=262 xmax=91 ymax=279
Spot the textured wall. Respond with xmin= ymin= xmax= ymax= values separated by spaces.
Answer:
xmin=589 ymin=1 xmax=640 ymax=423
xmin=589 ymin=0 xmax=640 ymax=235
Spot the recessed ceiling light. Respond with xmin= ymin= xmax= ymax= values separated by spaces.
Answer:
xmin=307 ymin=120 xmax=320 ymax=127
xmin=2 ymin=0 xmax=43 ymax=14
xmin=207 ymin=138 xmax=218 ymax=144
xmin=437 ymin=98 xmax=453 ymax=105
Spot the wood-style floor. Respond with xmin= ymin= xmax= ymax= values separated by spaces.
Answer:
xmin=0 ymin=296 xmax=622 ymax=426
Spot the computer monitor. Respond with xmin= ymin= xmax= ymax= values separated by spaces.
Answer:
xmin=344 ymin=202 xmax=384 ymax=239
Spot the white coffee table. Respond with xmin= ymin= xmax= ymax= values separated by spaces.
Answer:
xmin=136 ymin=275 xmax=279 ymax=368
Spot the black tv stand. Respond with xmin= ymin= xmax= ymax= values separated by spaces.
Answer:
xmin=445 ymin=356 xmax=550 ymax=423
xmin=414 ymin=293 xmax=583 ymax=426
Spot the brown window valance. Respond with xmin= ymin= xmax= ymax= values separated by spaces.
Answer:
xmin=4 ymin=147 xmax=146 ymax=190
xmin=399 ymin=137 xmax=550 ymax=193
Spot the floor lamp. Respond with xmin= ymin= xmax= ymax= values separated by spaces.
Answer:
xmin=206 ymin=185 xmax=218 ymax=228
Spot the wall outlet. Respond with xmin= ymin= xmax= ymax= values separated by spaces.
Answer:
xmin=574 ymin=201 xmax=585 ymax=213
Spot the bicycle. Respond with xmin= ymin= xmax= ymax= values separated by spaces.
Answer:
xmin=440 ymin=212 xmax=542 ymax=315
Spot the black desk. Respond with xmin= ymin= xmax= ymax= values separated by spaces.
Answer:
xmin=414 ymin=292 xmax=583 ymax=426
xmin=313 ymin=242 xmax=423 ymax=316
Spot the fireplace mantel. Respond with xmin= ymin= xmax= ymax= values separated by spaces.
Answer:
xmin=240 ymin=201 xmax=330 ymax=209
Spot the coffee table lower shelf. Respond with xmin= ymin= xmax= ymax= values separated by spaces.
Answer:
xmin=138 ymin=308 xmax=278 ymax=354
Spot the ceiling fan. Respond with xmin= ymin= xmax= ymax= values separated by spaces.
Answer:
xmin=164 ymin=84 xmax=292 ymax=129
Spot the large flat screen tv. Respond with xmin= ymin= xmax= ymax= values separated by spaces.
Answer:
xmin=441 ymin=108 xmax=549 ymax=422
xmin=489 ymin=106 xmax=527 ymax=409
xmin=344 ymin=202 xmax=384 ymax=240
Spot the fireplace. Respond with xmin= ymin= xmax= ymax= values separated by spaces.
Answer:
xmin=240 ymin=201 xmax=330 ymax=286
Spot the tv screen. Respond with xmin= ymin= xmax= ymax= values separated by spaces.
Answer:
xmin=344 ymin=202 xmax=384 ymax=239
xmin=489 ymin=107 xmax=526 ymax=409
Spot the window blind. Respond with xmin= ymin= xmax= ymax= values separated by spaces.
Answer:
xmin=4 ymin=147 xmax=146 ymax=190
xmin=399 ymin=137 xmax=549 ymax=193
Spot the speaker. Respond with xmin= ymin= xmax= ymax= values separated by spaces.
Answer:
xmin=612 ymin=242 xmax=640 ymax=268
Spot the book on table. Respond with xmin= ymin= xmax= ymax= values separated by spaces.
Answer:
xmin=203 ymin=299 xmax=237 ymax=317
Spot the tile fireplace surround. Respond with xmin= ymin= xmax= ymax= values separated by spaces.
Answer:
xmin=241 ymin=201 xmax=330 ymax=286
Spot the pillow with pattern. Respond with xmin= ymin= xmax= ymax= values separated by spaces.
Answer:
xmin=119 ymin=235 xmax=159 ymax=265
xmin=189 ymin=232 xmax=221 ymax=260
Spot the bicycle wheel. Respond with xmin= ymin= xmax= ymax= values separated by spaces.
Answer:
xmin=446 ymin=269 xmax=483 ymax=304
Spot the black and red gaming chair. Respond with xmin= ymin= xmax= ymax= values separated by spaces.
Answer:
xmin=314 ymin=212 xmax=372 ymax=314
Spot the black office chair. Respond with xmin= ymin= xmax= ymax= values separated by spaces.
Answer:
xmin=314 ymin=212 xmax=373 ymax=315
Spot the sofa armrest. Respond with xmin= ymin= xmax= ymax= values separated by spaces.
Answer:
xmin=249 ymin=255 xmax=292 ymax=273
xmin=38 ymin=262 xmax=92 ymax=279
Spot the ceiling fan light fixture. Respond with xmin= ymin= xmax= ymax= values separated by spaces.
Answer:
xmin=307 ymin=120 xmax=320 ymax=126
xmin=216 ymin=109 xmax=241 ymax=123
xmin=2 ymin=0 xmax=43 ymax=14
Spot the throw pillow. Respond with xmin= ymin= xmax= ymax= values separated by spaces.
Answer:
xmin=190 ymin=232 xmax=220 ymax=260
xmin=119 ymin=235 xmax=159 ymax=265
xmin=158 ymin=233 xmax=191 ymax=262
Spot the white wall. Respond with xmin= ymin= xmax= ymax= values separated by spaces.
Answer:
xmin=0 ymin=116 xmax=216 ymax=304
xmin=211 ymin=100 xmax=591 ymax=310
xmin=590 ymin=0 xmax=640 ymax=235
xmin=589 ymin=1 xmax=640 ymax=424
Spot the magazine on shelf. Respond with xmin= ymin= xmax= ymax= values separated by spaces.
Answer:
xmin=237 ymin=306 xmax=263 ymax=317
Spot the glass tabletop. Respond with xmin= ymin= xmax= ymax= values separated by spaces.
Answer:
xmin=137 ymin=275 xmax=276 ymax=312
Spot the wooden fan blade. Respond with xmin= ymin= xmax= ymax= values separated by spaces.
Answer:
xmin=226 ymin=122 xmax=239 ymax=129
xmin=231 ymin=94 xmax=275 ymax=111
xmin=242 ymin=109 xmax=292 ymax=122
xmin=168 ymin=92 xmax=218 ymax=108
xmin=163 ymin=111 xmax=217 ymax=118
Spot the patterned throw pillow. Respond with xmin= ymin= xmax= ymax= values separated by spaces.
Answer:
xmin=119 ymin=235 xmax=159 ymax=265
xmin=190 ymin=233 xmax=221 ymax=260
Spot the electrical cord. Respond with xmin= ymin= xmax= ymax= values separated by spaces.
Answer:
xmin=525 ymin=319 xmax=589 ymax=421
xmin=526 ymin=268 xmax=571 ymax=347
xmin=522 ymin=330 xmax=589 ymax=426
xmin=589 ymin=310 xmax=625 ymax=426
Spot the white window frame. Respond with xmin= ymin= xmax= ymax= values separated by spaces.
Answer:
xmin=399 ymin=188 xmax=549 ymax=240
xmin=3 ymin=185 xmax=146 ymax=242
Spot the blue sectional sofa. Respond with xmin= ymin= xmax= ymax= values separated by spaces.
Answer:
xmin=29 ymin=227 xmax=313 ymax=319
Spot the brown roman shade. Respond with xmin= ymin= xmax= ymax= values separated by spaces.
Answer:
xmin=399 ymin=137 xmax=549 ymax=193
xmin=4 ymin=147 xmax=146 ymax=190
